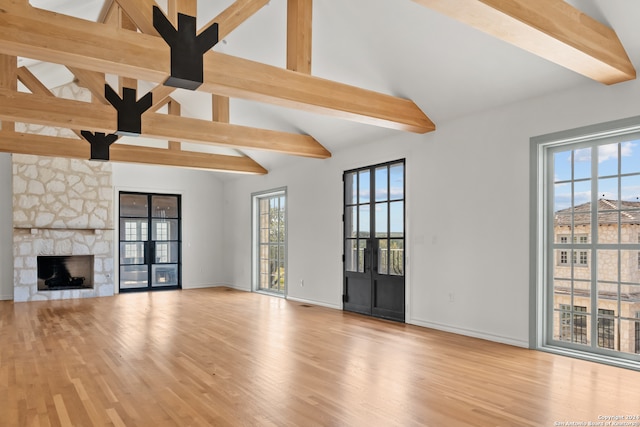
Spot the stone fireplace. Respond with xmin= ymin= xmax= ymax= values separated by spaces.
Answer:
xmin=12 ymin=154 xmax=115 ymax=302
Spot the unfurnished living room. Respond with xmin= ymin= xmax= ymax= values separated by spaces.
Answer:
xmin=1 ymin=0 xmax=640 ymax=426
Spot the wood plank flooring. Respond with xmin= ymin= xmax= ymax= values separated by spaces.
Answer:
xmin=1 ymin=287 xmax=639 ymax=426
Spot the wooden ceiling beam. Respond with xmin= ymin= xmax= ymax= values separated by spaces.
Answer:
xmin=0 ymin=6 xmax=434 ymax=133
xmin=0 ymin=54 xmax=16 ymax=132
xmin=0 ymin=130 xmax=267 ymax=174
xmin=0 ymin=89 xmax=330 ymax=158
xmin=168 ymin=0 xmax=196 ymax=26
xmin=412 ymin=0 xmax=635 ymax=85
xmin=114 ymin=0 xmax=159 ymax=36
xmin=287 ymin=0 xmax=312 ymax=74
xmin=16 ymin=66 xmax=84 ymax=139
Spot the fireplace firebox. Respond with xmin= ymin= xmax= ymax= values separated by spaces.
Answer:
xmin=37 ymin=255 xmax=94 ymax=291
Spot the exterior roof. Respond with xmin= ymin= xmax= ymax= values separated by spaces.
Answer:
xmin=555 ymin=199 xmax=640 ymax=226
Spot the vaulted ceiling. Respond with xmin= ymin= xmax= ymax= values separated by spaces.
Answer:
xmin=0 ymin=0 xmax=638 ymax=175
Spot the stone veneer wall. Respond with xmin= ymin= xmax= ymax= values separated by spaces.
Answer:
xmin=12 ymin=154 xmax=115 ymax=302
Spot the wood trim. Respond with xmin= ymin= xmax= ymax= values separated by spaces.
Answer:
xmin=287 ymin=0 xmax=312 ymax=74
xmin=0 ymin=8 xmax=434 ymax=133
xmin=412 ymin=0 xmax=636 ymax=84
xmin=0 ymin=131 xmax=267 ymax=174
xmin=0 ymin=89 xmax=330 ymax=158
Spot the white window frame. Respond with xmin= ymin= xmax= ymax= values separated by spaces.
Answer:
xmin=251 ymin=187 xmax=287 ymax=296
xmin=531 ymin=115 xmax=640 ymax=371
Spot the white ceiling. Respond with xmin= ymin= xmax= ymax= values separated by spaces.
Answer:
xmin=22 ymin=0 xmax=640 ymax=172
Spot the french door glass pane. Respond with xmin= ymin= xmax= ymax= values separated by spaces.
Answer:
xmin=152 ymin=195 xmax=179 ymax=218
xmin=375 ymin=167 xmax=388 ymax=202
xmin=120 ymin=265 xmax=148 ymax=289
xmin=375 ymin=203 xmax=388 ymax=237
xmin=378 ymin=239 xmax=388 ymax=274
xmin=389 ymin=163 xmax=404 ymax=200
xmin=120 ymin=194 xmax=148 ymax=217
xmin=152 ymin=219 xmax=179 ymax=240
xmin=359 ymin=170 xmax=370 ymax=203
xmin=390 ymin=239 xmax=404 ymax=276
xmin=345 ymin=239 xmax=358 ymax=272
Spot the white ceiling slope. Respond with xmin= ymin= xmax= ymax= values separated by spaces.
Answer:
xmin=23 ymin=0 xmax=640 ymax=172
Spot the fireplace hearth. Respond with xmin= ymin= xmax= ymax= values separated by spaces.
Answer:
xmin=37 ymin=255 xmax=94 ymax=291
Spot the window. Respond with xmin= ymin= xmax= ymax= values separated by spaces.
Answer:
xmin=252 ymin=189 xmax=287 ymax=295
xmin=533 ymin=117 xmax=640 ymax=368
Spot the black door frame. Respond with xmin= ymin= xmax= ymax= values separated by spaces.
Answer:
xmin=343 ymin=159 xmax=406 ymax=322
xmin=118 ymin=191 xmax=182 ymax=293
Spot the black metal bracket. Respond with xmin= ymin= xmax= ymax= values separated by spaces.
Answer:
xmin=104 ymin=85 xmax=153 ymax=136
xmin=81 ymin=131 xmax=119 ymax=161
xmin=153 ymin=5 xmax=219 ymax=90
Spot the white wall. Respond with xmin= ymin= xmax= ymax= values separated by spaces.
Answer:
xmin=112 ymin=163 xmax=226 ymax=290
xmin=0 ymin=153 xmax=13 ymax=300
xmin=222 ymin=77 xmax=640 ymax=347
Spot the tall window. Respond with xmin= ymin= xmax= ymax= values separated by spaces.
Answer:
xmin=252 ymin=189 xmax=287 ymax=295
xmin=534 ymin=120 xmax=640 ymax=368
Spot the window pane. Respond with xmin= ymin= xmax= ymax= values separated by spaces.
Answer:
xmin=621 ymin=175 xmax=640 ymax=202
xmin=359 ymin=205 xmax=370 ymax=238
xmin=152 ymin=195 xmax=178 ymax=218
xmin=358 ymin=240 xmax=367 ymax=273
xmin=378 ymin=239 xmax=388 ymax=275
xmin=554 ymin=150 xmax=572 ymax=182
xmin=155 ymin=242 xmax=178 ymax=263
xmin=120 ymin=264 xmax=148 ymax=288
xmin=152 ymin=264 xmax=178 ymax=287
xmin=345 ymin=172 xmax=357 ymax=205
xmin=621 ymin=140 xmax=640 ymax=175
xmin=573 ymin=147 xmax=591 ymax=180
xmin=345 ymin=240 xmax=358 ymax=272
xmin=152 ymin=219 xmax=178 ymax=241
xmin=598 ymin=177 xmax=618 ymax=201
xmin=346 ymin=206 xmax=357 ymax=238
xmin=375 ymin=166 xmax=388 ymax=202
xmin=554 ymin=182 xmax=571 ymax=212
xmin=120 ymin=219 xmax=148 ymax=241
xmin=621 ymin=250 xmax=640 ymax=283
xmin=375 ymin=203 xmax=388 ymax=238
xmin=618 ymin=319 xmax=640 ymax=354
xmin=390 ymin=239 xmax=404 ymax=276
xmin=120 ymin=194 xmax=148 ymax=217
xmin=359 ymin=170 xmax=370 ymax=203
xmin=598 ymin=143 xmax=619 ymax=177
xmin=573 ymin=180 xmax=591 ymax=209
xmin=120 ymin=242 xmax=145 ymax=265
xmin=390 ymin=201 xmax=404 ymax=237
xmin=389 ymin=163 xmax=404 ymax=201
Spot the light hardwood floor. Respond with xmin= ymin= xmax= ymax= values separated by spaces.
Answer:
xmin=1 ymin=287 xmax=639 ymax=426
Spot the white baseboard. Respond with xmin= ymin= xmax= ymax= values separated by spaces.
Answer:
xmin=0 ymin=293 xmax=13 ymax=301
xmin=409 ymin=317 xmax=530 ymax=348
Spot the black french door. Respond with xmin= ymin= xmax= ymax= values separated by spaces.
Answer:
xmin=119 ymin=192 xmax=181 ymax=292
xmin=343 ymin=160 xmax=405 ymax=322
